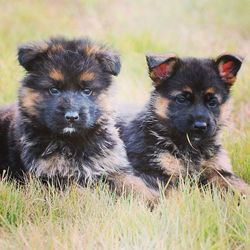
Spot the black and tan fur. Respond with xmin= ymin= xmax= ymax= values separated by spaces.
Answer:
xmin=0 ymin=38 xmax=158 ymax=202
xmin=122 ymin=53 xmax=250 ymax=196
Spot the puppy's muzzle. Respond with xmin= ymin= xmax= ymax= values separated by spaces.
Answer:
xmin=192 ymin=121 xmax=207 ymax=133
xmin=64 ymin=111 xmax=80 ymax=124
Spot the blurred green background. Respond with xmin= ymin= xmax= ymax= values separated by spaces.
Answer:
xmin=1 ymin=0 xmax=250 ymax=105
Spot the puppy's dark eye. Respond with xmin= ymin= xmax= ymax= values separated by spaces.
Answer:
xmin=49 ymin=87 xmax=61 ymax=96
xmin=81 ymin=88 xmax=92 ymax=96
xmin=207 ymin=98 xmax=218 ymax=108
xmin=176 ymin=94 xmax=187 ymax=104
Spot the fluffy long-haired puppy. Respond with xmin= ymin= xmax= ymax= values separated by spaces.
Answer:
xmin=122 ymin=53 xmax=250 ymax=197
xmin=0 ymin=38 xmax=158 ymax=202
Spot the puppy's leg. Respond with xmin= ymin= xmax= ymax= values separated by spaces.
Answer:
xmin=202 ymin=150 xmax=250 ymax=196
xmin=108 ymin=173 xmax=160 ymax=204
xmin=207 ymin=172 xmax=250 ymax=197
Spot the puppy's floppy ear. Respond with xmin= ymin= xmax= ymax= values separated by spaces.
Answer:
xmin=96 ymin=51 xmax=121 ymax=76
xmin=146 ymin=53 xmax=179 ymax=85
xmin=215 ymin=54 xmax=243 ymax=87
xmin=18 ymin=41 xmax=49 ymax=71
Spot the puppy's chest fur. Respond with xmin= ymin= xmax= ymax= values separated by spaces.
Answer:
xmin=127 ymin=122 xmax=231 ymax=186
xmin=145 ymin=141 xmax=232 ymax=182
xmin=20 ymin=128 xmax=129 ymax=184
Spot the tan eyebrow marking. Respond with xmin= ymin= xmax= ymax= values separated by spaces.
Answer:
xmin=182 ymin=86 xmax=192 ymax=93
xmin=80 ymin=71 xmax=95 ymax=82
xmin=205 ymin=87 xmax=222 ymax=102
xmin=169 ymin=90 xmax=183 ymax=97
xmin=49 ymin=69 xmax=64 ymax=81
xmin=205 ymin=87 xmax=216 ymax=94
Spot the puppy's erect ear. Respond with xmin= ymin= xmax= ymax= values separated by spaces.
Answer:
xmin=215 ymin=54 xmax=243 ymax=87
xmin=96 ymin=51 xmax=121 ymax=76
xmin=18 ymin=41 xmax=49 ymax=71
xmin=146 ymin=53 xmax=179 ymax=85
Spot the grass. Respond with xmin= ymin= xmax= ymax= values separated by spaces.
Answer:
xmin=0 ymin=0 xmax=250 ymax=249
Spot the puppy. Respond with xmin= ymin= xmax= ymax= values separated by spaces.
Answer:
xmin=122 ymin=53 xmax=250 ymax=196
xmin=0 ymin=38 xmax=158 ymax=202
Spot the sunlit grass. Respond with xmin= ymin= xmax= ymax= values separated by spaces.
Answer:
xmin=0 ymin=180 xmax=249 ymax=250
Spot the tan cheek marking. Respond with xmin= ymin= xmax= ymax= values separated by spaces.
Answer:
xmin=19 ymin=88 xmax=41 ymax=116
xmin=96 ymin=92 xmax=111 ymax=114
xmin=49 ymin=69 xmax=64 ymax=81
xmin=219 ymin=100 xmax=232 ymax=125
xmin=159 ymin=153 xmax=184 ymax=176
xmin=80 ymin=71 xmax=95 ymax=81
xmin=154 ymin=96 xmax=169 ymax=119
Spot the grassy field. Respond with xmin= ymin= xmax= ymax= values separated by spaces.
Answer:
xmin=0 ymin=0 xmax=250 ymax=249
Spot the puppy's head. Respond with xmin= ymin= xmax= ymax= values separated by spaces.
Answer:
xmin=146 ymin=53 xmax=243 ymax=144
xmin=18 ymin=37 xmax=120 ymax=135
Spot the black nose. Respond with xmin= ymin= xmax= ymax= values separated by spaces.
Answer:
xmin=65 ymin=111 xmax=79 ymax=123
xmin=193 ymin=121 xmax=207 ymax=131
